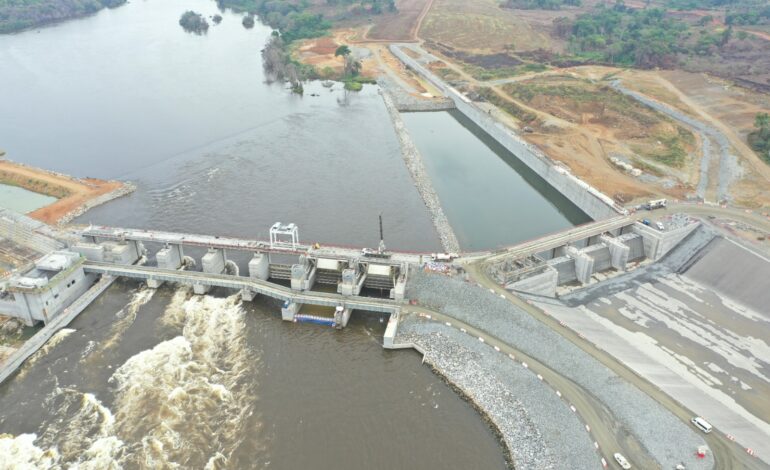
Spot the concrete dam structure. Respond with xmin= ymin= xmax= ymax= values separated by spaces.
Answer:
xmin=0 ymin=215 xmax=700 ymax=388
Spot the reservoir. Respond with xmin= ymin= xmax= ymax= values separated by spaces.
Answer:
xmin=0 ymin=184 xmax=56 ymax=213
xmin=402 ymin=111 xmax=590 ymax=251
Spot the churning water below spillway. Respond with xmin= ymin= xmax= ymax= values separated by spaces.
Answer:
xmin=0 ymin=281 xmax=508 ymax=469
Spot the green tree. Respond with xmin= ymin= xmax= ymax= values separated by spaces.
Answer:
xmin=756 ymin=112 xmax=770 ymax=132
xmin=335 ymin=45 xmax=351 ymax=57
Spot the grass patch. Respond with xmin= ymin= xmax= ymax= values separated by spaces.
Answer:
xmin=636 ymin=135 xmax=688 ymax=168
xmin=462 ymin=62 xmax=549 ymax=81
xmin=476 ymin=88 xmax=538 ymax=123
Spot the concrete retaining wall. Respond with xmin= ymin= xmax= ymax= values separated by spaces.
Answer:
xmin=0 ymin=208 xmax=64 ymax=254
xmin=390 ymin=45 xmax=626 ymax=221
xmin=632 ymin=222 xmax=701 ymax=261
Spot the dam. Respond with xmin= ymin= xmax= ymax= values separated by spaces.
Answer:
xmin=0 ymin=206 xmax=698 ymax=389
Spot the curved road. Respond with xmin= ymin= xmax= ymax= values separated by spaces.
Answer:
xmin=406 ymin=305 xmax=659 ymax=469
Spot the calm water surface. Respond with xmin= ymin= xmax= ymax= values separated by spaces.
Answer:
xmin=0 ymin=1 xmax=507 ymax=469
xmin=0 ymin=184 xmax=56 ymax=213
xmin=402 ymin=111 xmax=590 ymax=251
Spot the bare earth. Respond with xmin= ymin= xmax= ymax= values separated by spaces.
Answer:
xmin=0 ymin=159 xmax=125 ymax=225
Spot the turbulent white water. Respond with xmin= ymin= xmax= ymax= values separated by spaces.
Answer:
xmin=2 ymin=289 xmax=259 ymax=469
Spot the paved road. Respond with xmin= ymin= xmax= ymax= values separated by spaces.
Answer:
xmin=463 ymin=262 xmax=768 ymax=470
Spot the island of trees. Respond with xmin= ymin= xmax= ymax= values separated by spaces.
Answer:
xmin=0 ymin=0 xmax=125 ymax=34
xmin=179 ymin=11 xmax=209 ymax=34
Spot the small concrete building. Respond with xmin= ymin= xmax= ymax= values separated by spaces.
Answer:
xmin=0 ymin=251 xmax=95 ymax=326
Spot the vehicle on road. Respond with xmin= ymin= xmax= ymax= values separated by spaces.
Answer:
xmin=642 ymin=219 xmax=651 ymax=226
xmin=646 ymin=198 xmax=667 ymax=210
xmin=691 ymin=416 xmax=713 ymax=433
xmin=656 ymin=221 xmax=665 ymax=231
xmin=614 ymin=452 xmax=632 ymax=469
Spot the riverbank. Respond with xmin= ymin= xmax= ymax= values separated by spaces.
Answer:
xmin=0 ymin=159 xmax=134 ymax=225
xmin=394 ymin=314 xmax=597 ymax=470
xmin=0 ymin=0 xmax=126 ymax=34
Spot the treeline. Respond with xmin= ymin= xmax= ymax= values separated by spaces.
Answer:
xmin=555 ymin=3 xmax=689 ymax=68
xmin=725 ymin=6 xmax=770 ymax=26
xmin=0 ymin=0 xmax=125 ymax=33
xmin=501 ymin=0 xmax=581 ymax=10
xmin=216 ymin=0 xmax=331 ymax=42
xmin=325 ymin=0 xmax=396 ymax=14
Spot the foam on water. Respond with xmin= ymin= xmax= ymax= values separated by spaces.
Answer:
xmin=89 ymin=287 xmax=155 ymax=356
xmin=108 ymin=292 xmax=260 ymax=467
xmin=4 ymin=289 xmax=259 ymax=468
xmin=14 ymin=328 xmax=76 ymax=381
xmin=0 ymin=433 xmax=59 ymax=470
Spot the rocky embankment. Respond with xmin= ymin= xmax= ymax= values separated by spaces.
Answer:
xmin=396 ymin=316 xmax=599 ymax=470
xmin=57 ymin=181 xmax=135 ymax=225
xmin=405 ymin=268 xmax=715 ymax=470
xmin=380 ymin=90 xmax=461 ymax=253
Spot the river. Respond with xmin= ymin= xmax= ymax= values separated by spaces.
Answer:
xmin=0 ymin=0 xmax=585 ymax=467
xmin=0 ymin=1 xmax=509 ymax=468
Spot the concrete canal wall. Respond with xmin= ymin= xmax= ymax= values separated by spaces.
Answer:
xmin=390 ymin=45 xmax=626 ymax=222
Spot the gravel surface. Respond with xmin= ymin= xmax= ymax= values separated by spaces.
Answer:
xmin=407 ymin=268 xmax=715 ymax=470
xmin=378 ymin=75 xmax=455 ymax=112
xmin=396 ymin=316 xmax=600 ymax=470
xmin=611 ymin=81 xmax=741 ymax=203
xmin=380 ymin=90 xmax=461 ymax=252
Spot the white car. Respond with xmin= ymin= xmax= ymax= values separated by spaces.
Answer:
xmin=691 ymin=416 xmax=713 ymax=433
xmin=614 ymin=453 xmax=631 ymax=469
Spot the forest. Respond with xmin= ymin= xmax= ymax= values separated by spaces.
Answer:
xmin=0 ymin=0 xmax=124 ymax=33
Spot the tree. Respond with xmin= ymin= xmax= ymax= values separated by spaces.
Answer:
xmin=749 ymin=113 xmax=770 ymax=163
xmin=345 ymin=56 xmax=362 ymax=76
xmin=335 ymin=45 xmax=351 ymax=57
xmin=179 ymin=11 xmax=209 ymax=34
xmin=756 ymin=112 xmax=770 ymax=132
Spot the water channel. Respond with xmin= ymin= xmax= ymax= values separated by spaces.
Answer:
xmin=0 ymin=184 xmax=56 ymax=213
xmin=0 ymin=0 xmax=585 ymax=467
xmin=402 ymin=111 xmax=590 ymax=251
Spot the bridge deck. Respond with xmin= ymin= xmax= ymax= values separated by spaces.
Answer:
xmin=80 ymin=226 xmax=423 ymax=264
xmin=83 ymin=262 xmax=400 ymax=314
xmin=80 ymin=216 xmax=635 ymax=264
xmin=478 ymin=215 xmax=633 ymax=263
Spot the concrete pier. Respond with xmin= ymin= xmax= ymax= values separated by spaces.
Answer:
xmin=338 ymin=267 xmax=365 ymax=296
xmin=281 ymin=301 xmax=301 ymax=322
xmin=290 ymin=255 xmax=316 ymax=291
xmin=195 ymin=248 xmax=227 ymax=294
xmin=248 ymin=253 xmax=270 ymax=280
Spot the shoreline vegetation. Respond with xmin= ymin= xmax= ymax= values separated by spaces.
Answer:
xmin=0 ymin=0 xmax=126 ymax=34
xmin=216 ymin=0 xmax=391 ymax=93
